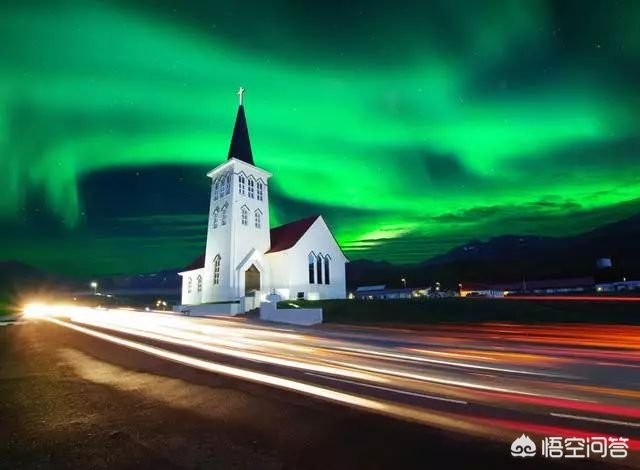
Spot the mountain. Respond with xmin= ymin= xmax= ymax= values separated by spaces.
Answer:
xmin=346 ymin=213 xmax=640 ymax=289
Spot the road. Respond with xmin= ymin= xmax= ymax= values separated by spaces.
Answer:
xmin=2 ymin=305 xmax=639 ymax=469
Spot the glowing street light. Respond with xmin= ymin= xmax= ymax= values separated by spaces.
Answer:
xmin=90 ymin=281 xmax=98 ymax=295
xmin=401 ymin=278 xmax=406 ymax=288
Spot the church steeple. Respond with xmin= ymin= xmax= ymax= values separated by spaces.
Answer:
xmin=227 ymin=87 xmax=254 ymax=165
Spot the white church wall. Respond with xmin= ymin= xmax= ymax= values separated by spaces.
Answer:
xmin=265 ymin=250 xmax=291 ymax=298
xmin=280 ymin=217 xmax=347 ymax=300
xmin=230 ymin=163 xmax=272 ymax=259
xmin=179 ymin=268 xmax=204 ymax=305
xmin=201 ymin=166 xmax=235 ymax=303
xmin=201 ymin=159 xmax=273 ymax=303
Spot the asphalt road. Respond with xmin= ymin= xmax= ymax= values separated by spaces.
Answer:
xmin=1 ymin=309 xmax=638 ymax=469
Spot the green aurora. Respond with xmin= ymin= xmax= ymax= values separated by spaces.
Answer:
xmin=1 ymin=0 xmax=639 ymax=276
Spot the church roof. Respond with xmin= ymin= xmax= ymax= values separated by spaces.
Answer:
xmin=183 ymin=215 xmax=320 ymax=270
xmin=227 ymin=105 xmax=254 ymax=165
xmin=265 ymin=215 xmax=320 ymax=254
xmin=184 ymin=253 xmax=205 ymax=271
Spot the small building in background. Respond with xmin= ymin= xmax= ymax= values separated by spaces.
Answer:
xmin=459 ymin=282 xmax=506 ymax=298
xmin=354 ymin=285 xmax=430 ymax=299
xmin=460 ymin=277 xmax=596 ymax=297
xmin=596 ymin=279 xmax=640 ymax=292
xmin=502 ymin=277 xmax=595 ymax=295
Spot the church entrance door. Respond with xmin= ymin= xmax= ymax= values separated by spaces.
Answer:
xmin=244 ymin=264 xmax=261 ymax=296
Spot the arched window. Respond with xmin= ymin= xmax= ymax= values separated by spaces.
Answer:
xmin=308 ymin=253 xmax=315 ymax=284
xmin=213 ymin=179 xmax=220 ymax=200
xmin=221 ymin=204 xmax=228 ymax=226
xmin=241 ymin=206 xmax=248 ymax=225
xmin=197 ymin=274 xmax=203 ymax=292
xmin=187 ymin=277 xmax=193 ymax=293
xmin=221 ymin=175 xmax=228 ymax=196
xmin=225 ymin=173 xmax=231 ymax=195
xmin=316 ymin=254 xmax=323 ymax=285
xmin=248 ymin=178 xmax=255 ymax=198
xmin=254 ymin=210 xmax=262 ymax=229
xmin=324 ymin=255 xmax=331 ymax=285
xmin=213 ymin=255 xmax=221 ymax=285
xmin=257 ymin=181 xmax=263 ymax=201
xmin=213 ymin=208 xmax=219 ymax=229
xmin=238 ymin=175 xmax=246 ymax=195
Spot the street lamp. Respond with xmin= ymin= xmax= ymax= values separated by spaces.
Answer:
xmin=401 ymin=278 xmax=406 ymax=288
xmin=90 ymin=281 xmax=98 ymax=295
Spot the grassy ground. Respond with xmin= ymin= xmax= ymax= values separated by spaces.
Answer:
xmin=277 ymin=297 xmax=640 ymax=325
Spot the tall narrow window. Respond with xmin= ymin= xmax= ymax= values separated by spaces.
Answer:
xmin=221 ymin=204 xmax=227 ymax=226
xmin=308 ymin=253 xmax=315 ymax=284
xmin=220 ymin=176 xmax=227 ymax=196
xmin=241 ymin=207 xmax=248 ymax=225
xmin=197 ymin=274 xmax=202 ymax=292
xmin=254 ymin=210 xmax=261 ymax=228
xmin=225 ymin=173 xmax=231 ymax=195
xmin=239 ymin=175 xmax=246 ymax=195
xmin=213 ymin=208 xmax=219 ymax=229
xmin=257 ymin=181 xmax=263 ymax=201
xmin=316 ymin=254 xmax=323 ymax=284
xmin=324 ymin=255 xmax=330 ymax=284
xmin=187 ymin=277 xmax=193 ymax=293
xmin=213 ymin=255 xmax=221 ymax=285
xmin=214 ymin=179 xmax=220 ymax=200
xmin=248 ymin=178 xmax=255 ymax=198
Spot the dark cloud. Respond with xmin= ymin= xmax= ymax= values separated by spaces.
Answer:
xmin=387 ymin=148 xmax=491 ymax=191
xmin=421 ymin=152 xmax=477 ymax=185
xmin=430 ymin=201 xmax=582 ymax=226
xmin=79 ymin=165 xmax=212 ymax=220
xmin=508 ymin=137 xmax=640 ymax=174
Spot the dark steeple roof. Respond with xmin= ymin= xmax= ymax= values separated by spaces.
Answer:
xmin=227 ymin=105 xmax=254 ymax=165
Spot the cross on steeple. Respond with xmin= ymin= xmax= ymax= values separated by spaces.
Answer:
xmin=227 ymin=87 xmax=254 ymax=165
xmin=237 ymin=86 xmax=245 ymax=106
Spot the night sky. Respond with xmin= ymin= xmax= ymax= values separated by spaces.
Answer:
xmin=1 ymin=0 xmax=639 ymax=277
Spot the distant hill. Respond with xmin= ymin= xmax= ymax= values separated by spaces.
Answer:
xmin=346 ymin=213 xmax=640 ymax=289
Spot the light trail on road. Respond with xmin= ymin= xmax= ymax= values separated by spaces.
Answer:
xmin=23 ymin=303 xmax=640 ymax=465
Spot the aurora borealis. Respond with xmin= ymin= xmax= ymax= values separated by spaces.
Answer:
xmin=1 ymin=1 xmax=639 ymax=277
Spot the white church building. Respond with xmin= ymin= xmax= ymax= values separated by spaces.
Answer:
xmin=177 ymin=88 xmax=347 ymax=314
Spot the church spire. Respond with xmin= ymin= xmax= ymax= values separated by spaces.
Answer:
xmin=227 ymin=86 xmax=254 ymax=165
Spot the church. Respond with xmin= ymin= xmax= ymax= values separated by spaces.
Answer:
xmin=177 ymin=88 xmax=348 ymax=313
